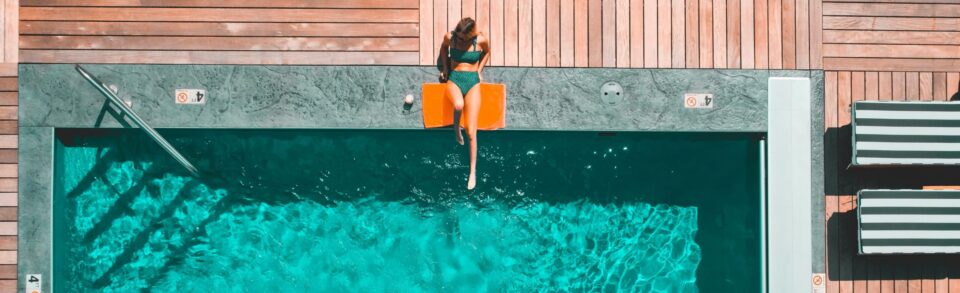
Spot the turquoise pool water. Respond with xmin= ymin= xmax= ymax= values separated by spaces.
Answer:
xmin=53 ymin=129 xmax=761 ymax=292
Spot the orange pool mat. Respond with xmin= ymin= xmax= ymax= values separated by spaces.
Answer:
xmin=421 ymin=83 xmax=506 ymax=130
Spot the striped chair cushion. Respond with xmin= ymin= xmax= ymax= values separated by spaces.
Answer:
xmin=858 ymin=189 xmax=960 ymax=254
xmin=853 ymin=101 xmax=960 ymax=165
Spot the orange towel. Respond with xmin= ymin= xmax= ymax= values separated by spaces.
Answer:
xmin=421 ymin=83 xmax=506 ymax=130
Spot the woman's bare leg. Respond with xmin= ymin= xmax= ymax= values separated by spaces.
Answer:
xmin=445 ymin=81 xmax=465 ymax=145
xmin=464 ymin=84 xmax=482 ymax=190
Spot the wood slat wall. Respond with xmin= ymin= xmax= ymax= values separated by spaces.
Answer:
xmin=20 ymin=0 xmax=421 ymax=64
xmin=419 ymin=0 xmax=823 ymax=69
xmin=823 ymin=1 xmax=960 ymax=72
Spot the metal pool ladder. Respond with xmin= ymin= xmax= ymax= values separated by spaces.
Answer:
xmin=75 ymin=65 xmax=200 ymax=177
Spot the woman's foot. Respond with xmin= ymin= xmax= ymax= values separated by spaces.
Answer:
xmin=455 ymin=127 xmax=465 ymax=145
xmin=467 ymin=173 xmax=476 ymax=190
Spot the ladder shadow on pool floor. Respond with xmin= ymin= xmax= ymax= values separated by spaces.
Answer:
xmin=91 ymin=179 xmax=203 ymax=289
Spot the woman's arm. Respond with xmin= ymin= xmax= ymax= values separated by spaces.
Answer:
xmin=437 ymin=33 xmax=451 ymax=79
xmin=477 ymin=33 xmax=492 ymax=77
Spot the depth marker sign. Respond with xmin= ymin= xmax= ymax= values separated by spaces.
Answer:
xmin=175 ymin=89 xmax=207 ymax=104
xmin=26 ymin=274 xmax=40 ymax=293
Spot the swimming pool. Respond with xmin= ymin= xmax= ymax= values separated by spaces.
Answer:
xmin=52 ymin=129 xmax=762 ymax=292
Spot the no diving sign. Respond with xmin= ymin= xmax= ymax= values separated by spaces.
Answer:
xmin=812 ymin=273 xmax=825 ymax=293
xmin=175 ymin=89 xmax=206 ymax=104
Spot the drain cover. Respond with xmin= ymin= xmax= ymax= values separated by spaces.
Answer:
xmin=600 ymin=81 xmax=624 ymax=104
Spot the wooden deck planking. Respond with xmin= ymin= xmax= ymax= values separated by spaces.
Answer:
xmin=795 ymin=0 xmax=809 ymax=69
xmin=22 ymin=21 xmax=422 ymax=37
xmin=878 ymin=72 xmax=892 ymax=101
xmin=546 ymin=0 xmax=560 ymax=67
xmin=892 ymin=71 xmax=906 ymax=100
xmin=824 ymin=58 xmax=960 ymax=72
xmin=477 ymin=0 xmax=491 ymax=62
xmin=0 ymin=151 xmax=12 ymax=166
xmin=713 ymin=0 xmax=726 ymax=68
xmin=21 ymin=36 xmax=420 ymax=51
xmin=463 ymin=0 xmax=476 ymax=19
xmin=560 ymin=0 xmax=574 ymax=67
xmin=727 ymin=0 xmax=741 ymax=68
xmin=448 ymin=0 xmax=460 ymax=35
xmin=644 ymin=0 xmax=658 ymax=67
xmin=824 ymin=70 xmax=838 ymax=292
xmin=574 ymin=0 xmax=588 ymax=67
xmin=518 ymin=0 xmax=532 ymax=66
xmin=825 ymin=31 xmax=960 ymax=46
xmin=810 ymin=0 xmax=822 ymax=68
xmin=823 ymin=3 xmax=960 ymax=18
xmin=22 ymin=50 xmax=420 ymax=64
xmin=601 ymin=0 xmax=616 ymax=67
xmin=630 ymin=0 xmax=644 ymax=67
xmin=835 ymin=70 xmax=852 ymax=293
xmin=864 ymin=72 xmax=878 ymax=100
xmin=23 ymin=0 xmax=421 ymax=8
xmin=768 ymin=0 xmax=782 ymax=69
xmin=922 ymin=267 xmax=936 ymax=293
xmin=823 ymin=16 xmax=960 ymax=32
xmin=781 ymin=0 xmax=795 ymax=69
xmin=849 ymin=70 xmax=866 ymax=293
xmin=905 ymin=71 xmax=919 ymax=100
xmin=657 ymin=0 xmax=671 ymax=67
xmin=671 ymin=0 xmax=684 ymax=68
xmin=824 ymin=44 xmax=960 ymax=59
xmin=434 ymin=0 xmax=448 ymax=64
xmin=22 ymin=7 xmax=420 ymax=22
xmin=0 ymin=265 xmax=12 ymax=279
xmin=919 ymin=71 xmax=933 ymax=101
xmin=698 ymin=0 xmax=712 ymax=68
xmin=489 ymin=0 xmax=505 ymax=66
xmin=741 ymin=0 xmax=755 ymax=68
xmin=616 ymin=0 xmax=630 ymax=68
xmin=753 ymin=0 xmax=768 ymax=69
xmin=948 ymin=72 xmax=960 ymax=100
xmin=419 ymin=0 xmax=433 ymax=65
xmin=589 ymin=0 xmax=602 ymax=67
xmin=823 ymin=2 xmax=960 ymax=73
xmin=685 ymin=0 xmax=699 ymax=68
xmin=863 ymin=72 xmax=881 ymax=293
xmin=503 ymin=0 xmax=519 ymax=66
xmin=531 ymin=0 xmax=545 ymax=67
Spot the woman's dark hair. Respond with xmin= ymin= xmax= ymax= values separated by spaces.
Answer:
xmin=454 ymin=18 xmax=476 ymax=38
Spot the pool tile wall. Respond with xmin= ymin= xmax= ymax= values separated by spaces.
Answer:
xmin=22 ymin=65 xmax=815 ymax=132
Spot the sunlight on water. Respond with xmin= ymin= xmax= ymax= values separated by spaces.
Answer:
xmin=55 ymin=130 xmax=762 ymax=292
xmin=62 ymin=153 xmax=700 ymax=292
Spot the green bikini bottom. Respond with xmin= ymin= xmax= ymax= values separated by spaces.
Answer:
xmin=448 ymin=70 xmax=480 ymax=96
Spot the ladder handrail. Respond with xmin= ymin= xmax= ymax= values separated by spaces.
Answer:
xmin=75 ymin=65 xmax=200 ymax=177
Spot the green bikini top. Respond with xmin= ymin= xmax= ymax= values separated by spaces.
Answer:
xmin=449 ymin=32 xmax=482 ymax=64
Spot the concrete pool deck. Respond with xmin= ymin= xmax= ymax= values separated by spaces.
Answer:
xmin=18 ymin=64 xmax=823 ymax=291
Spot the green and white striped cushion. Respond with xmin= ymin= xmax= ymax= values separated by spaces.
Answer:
xmin=853 ymin=101 xmax=960 ymax=165
xmin=858 ymin=189 xmax=960 ymax=254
